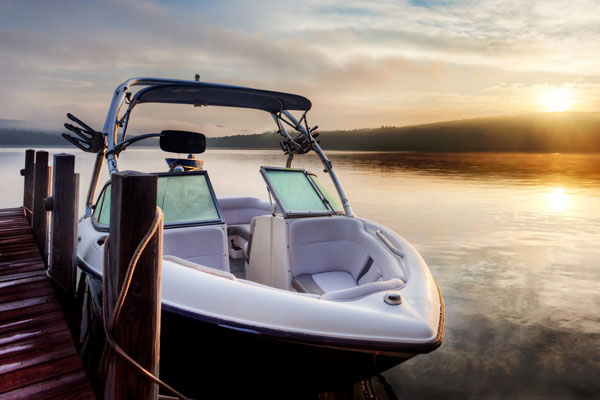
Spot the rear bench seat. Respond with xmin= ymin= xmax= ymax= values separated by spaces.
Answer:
xmin=288 ymin=216 xmax=405 ymax=296
xmin=217 ymin=197 xmax=272 ymax=240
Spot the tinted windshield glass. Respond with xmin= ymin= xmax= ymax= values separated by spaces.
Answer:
xmin=261 ymin=167 xmax=337 ymax=216
xmin=264 ymin=169 xmax=327 ymax=212
xmin=94 ymin=185 xmax=111 ymax=225
xmin=309 ymin=174 xmax=343 ymax=212
xmin=157 ymin=174 xmax=219 ymax=223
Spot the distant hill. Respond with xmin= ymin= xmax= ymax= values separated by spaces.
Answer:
xmin=2 ymin=112 xmax=600 ymax=152
xmin=208 ymin=112 xmax=600 ymax=152
xmin=0 ymin=128 xmax=65 ymax=146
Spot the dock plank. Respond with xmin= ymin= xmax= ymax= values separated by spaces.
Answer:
xmin=0 ymin=207 xmax=94 ymax=398
xmin=0 ymin=309 xmax=65 ymax=336
xmin=0 ymin=280 xmax=56 ymax=304
xmin=0 ymin=369 xmax=90 ymax=400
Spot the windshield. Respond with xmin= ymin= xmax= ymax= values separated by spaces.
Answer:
xmin=260 ymin=166 xmax=343 ymax=217
xmin=93 ymin=172 xmax=222 ymax=226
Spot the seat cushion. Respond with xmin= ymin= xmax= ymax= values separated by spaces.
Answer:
xmin=292 ymin=271 xmax=357 ymax=295
xmin=312 ymin=271 xmax=358 ymax=292
xmin=292 ymin=274 xmax=324 ymax=295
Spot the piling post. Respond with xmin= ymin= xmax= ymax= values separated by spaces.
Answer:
xmin=20 ymin=149 xmax=35 ymax=224
xmin=46 ymin=153 xmax=79 ymax=294
xmin=104 ymin=171 xmax=162 ymax=400
xmin=31 ymin=150 xmax=52 ymax=264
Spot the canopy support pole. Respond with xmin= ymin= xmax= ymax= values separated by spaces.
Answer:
xmin=279 ymin=111 xmax=353 ymax=217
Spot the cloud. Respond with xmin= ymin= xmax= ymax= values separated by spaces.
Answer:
xmin=0 ymin=0 xmax=599 ymax=131
xmin=38 ymin=77 xmax=94 ymax=88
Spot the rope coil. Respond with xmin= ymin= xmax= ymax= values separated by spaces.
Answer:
xmin=100 ymin=207 xmax=190 ymax=400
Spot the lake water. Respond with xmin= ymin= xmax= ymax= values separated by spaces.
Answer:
xmin=1 ymin=147 xmax=599 ymax=398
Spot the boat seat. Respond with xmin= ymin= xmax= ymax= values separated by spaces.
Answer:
xmin=293 ymin=272 xmax=404 ymax=299
xmin=218 ymin=197 xmax=272 ymax=245
xmin=292 ymin=271 xmax=357 ymax=295
xmin=163 ymin=224 xmax=230 ymax=272
xmin=288 ymin=216 xmax=405 ymax=295
xmin=217 ymin=197 xmax=272 ymax=227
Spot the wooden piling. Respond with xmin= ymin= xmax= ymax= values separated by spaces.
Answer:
xmin=31 ymin=151 xmax=51 ymax=265
xmin=104 ymin=171 xmax=162 ymax=400
xmin=20 ymin=149 xmax=35 ymax=224
xmin=47 ymin=153 xmax=79 ymax=294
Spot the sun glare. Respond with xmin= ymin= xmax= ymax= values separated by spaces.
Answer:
xmin=546 ymin=187 xmax=570 ymax=212
xmin=541 ymin=88 xmax=572 ymax=112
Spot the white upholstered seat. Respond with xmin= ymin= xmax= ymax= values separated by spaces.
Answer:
xmin=218 ymin=197 xmax=273 ymax=242
xmin=288 ymin=216 xmax=404 ymax=295
xmin=218 ymin=197 xmax=271 ymax=224
xmin=163 ymin=224 xmax=230 ymax=272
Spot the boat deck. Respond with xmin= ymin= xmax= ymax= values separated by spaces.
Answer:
xmin=0 ymin=207 xmax=94 ymax=399
xmin=229 ymin=257 xmax=246 ymax=279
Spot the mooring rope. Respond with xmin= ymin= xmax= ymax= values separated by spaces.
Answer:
xmin=100 ymin=207 xmax=190 ymax=400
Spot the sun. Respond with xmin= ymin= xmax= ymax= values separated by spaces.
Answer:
xmin=541 ymin=88 xmax=572 ymax=112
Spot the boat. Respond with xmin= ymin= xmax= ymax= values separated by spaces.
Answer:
xmin=68 ymin=77 xmax=444 ymax=397
xmin=164 ymin=154 xmax=204 ymax=172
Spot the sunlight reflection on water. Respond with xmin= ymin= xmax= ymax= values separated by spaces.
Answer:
xmin=1 ymin=148 xmax=599 ymax=398
xmin=545 ymin=187 xmax=570 ymax=211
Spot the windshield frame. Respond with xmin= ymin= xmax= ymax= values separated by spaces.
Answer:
xmin=90 ymin=170 xmax=224 ymax=232
xmin=260 ymin=166 xmax=344 ymax=218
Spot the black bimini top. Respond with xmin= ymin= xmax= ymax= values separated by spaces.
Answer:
xmin=131 ymin=82 xmax=312 ymax=113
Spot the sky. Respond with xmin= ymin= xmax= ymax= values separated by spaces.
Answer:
xmin=1 ymin=0 xmax=599 ymax=136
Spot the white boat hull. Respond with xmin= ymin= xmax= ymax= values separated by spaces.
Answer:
xmin=77 ymin=212 xmax=443 ymax=395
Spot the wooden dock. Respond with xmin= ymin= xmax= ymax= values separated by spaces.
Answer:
xmin=0 ymin=207 xmax=94 ymax=399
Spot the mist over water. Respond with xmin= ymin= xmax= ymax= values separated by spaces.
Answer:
xmin=1 ymin=148 xmax=598 ymax=398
